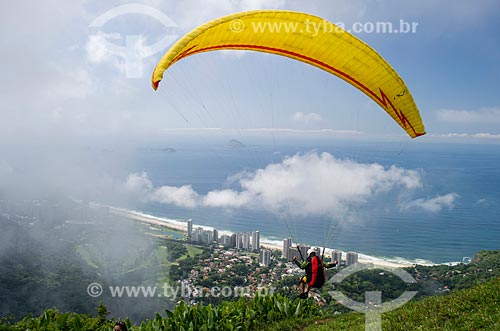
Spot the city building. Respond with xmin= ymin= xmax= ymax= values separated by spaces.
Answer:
xmin=298 ymin=245 xmax=310 ymax=260
xmin=346 ymin=252 xmax=359 ymax=266
xmin=186 ymin=225 xmax=262 ymax=251
xmin=187 ymin=219 xmax=193 ymax=240
xmin=202 ymin=230 xmax=213 ymax=244
xmin=331 ymin=250 xmax=342 ymax=266
xmin=252 ymin=230 xmax=260 ymax=251
xmin=282 ymin=237 xmax=292 ymax=258
xmin=192 ymin=227 xmax=203 ymax=243
xmin=219 ymin=235 xmax=231 ymax=247
xmin=287 ymin=247 xmax=299 ymax=262
xmin=260 ymin=249 xmax=271 ymax=267
xmin=236 ymin=233 xmax=243 ymax=249
xmin=242 ymin=232 xmax=250 ymax=250
xmin=192 ymin=227 xmax=216 ymax=245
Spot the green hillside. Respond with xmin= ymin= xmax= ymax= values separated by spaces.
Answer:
xmin=305 ymin=277 xmax=500 ymax=331
xmin=1 ymin=278 xmax=499 ymax=331
xmin=1 ymin=201 xmax=499 ymax=330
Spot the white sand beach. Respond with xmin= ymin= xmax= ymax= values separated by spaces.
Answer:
xmin=109 ymin=206 xmax=187 ymax=232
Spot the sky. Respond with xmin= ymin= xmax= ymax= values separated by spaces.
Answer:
xmin=1 ymin=0 xmax=500 ymax=146
xmin=0 ymin=0 xmax=499 ymax=218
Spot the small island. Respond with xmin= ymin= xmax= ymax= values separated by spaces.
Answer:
xmin=226 ymin=139 xmax=245 ymax=149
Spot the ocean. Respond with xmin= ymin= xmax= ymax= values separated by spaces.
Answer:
xmin=125 ymin=138 xmax=500 ymax=264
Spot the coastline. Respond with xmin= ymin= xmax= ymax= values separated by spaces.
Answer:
xmin=110 ymin=206 xmax=187 ymax=232
xmin=110 ymin=206 xmax=435 ymax=268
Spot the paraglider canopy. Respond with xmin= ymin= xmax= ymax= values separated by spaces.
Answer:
xmin=152 ymin=10 xmax=425 ymax=138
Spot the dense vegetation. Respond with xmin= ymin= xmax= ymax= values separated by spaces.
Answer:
xmin=407 ymin=250 xmax=500 ymax=295
xmin=1 ymin=277 xmax=499 ymax=330
xmin=0 ymin=215 xmax=99 ymax=319
xmin=304 ymin=277 xmax=500 ymax=331
xmin=0 ymin=207 xmax=189 ymax=322
xmin=0 ymin=294 xmax=320 ymax=331
xmin=2 ymin=198 xmax=500 ymax=329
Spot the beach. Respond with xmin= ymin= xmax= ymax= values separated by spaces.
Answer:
xmin=110 ymin=206 xmax=425 ymax=268
xmin=110 ymin=206 xmax=187 ymax=232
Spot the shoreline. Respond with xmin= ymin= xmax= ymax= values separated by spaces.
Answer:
xmin=110 ymin=206 xmax=187 ymax=232
xmin=110 ymin=206 xmax=438 ymax=268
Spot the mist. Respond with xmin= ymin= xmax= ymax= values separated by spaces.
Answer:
xmin=0 ymin=134 xmax=182 ymax=321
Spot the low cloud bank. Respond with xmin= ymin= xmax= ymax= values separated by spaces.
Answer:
xmin=125 ymin=152 xmax=440 ymax=217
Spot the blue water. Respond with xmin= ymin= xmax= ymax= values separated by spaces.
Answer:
xmin=127 ymin=139 xmax=500 ymax=264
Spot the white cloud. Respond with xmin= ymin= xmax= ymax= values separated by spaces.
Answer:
xmin=437 ymin=108 xmax=500 ymax=124
xmin=239 ymin=0 xmax=286 ymax=11
xmin=124 ymin=172 xmax=153 ymax=194
xmin=86 ymin=32 xmax=118 ymax=64
xmin=401 ymin=193 xmax=459 ymax=212
xmin=432 ymin=133 xmax=500 ymax=140
xmin=232 ymin=152 xmax=421 ymax=216
xmin=159 ymin=128 xmax=362 ymax=136
xmin=292 ymin=112 xmax=322 ymax=123
xmin=126 ymin=153 xmax=422 ymax=217
xmin=203 ymin=189 xmax=253 ymax=208
xmin=0 ymin=161 xmax=14 ymax=184
xmin=151 ymin=185 xmax=200 ymax=208
xmin=352 ymin=0 xmax=500 ymax=31
xmin=86 ymin=31 xmax=156 ymax=66
xmin=124 ymin=172 xmax=199 ymax=208
xmin=43 ymin=68 xmax=96 ymax=100
xmin=169 ymin=0 xmax=287 ymax=29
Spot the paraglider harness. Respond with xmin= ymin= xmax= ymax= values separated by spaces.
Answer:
xmin=295 ymin=246 xmax=327 ymax=295
xmin=302 ymin=254 xmax=326 ymax=289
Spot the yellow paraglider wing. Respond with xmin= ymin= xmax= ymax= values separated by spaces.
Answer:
xmin=152 ymin=10 xmax=425 ymax=138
